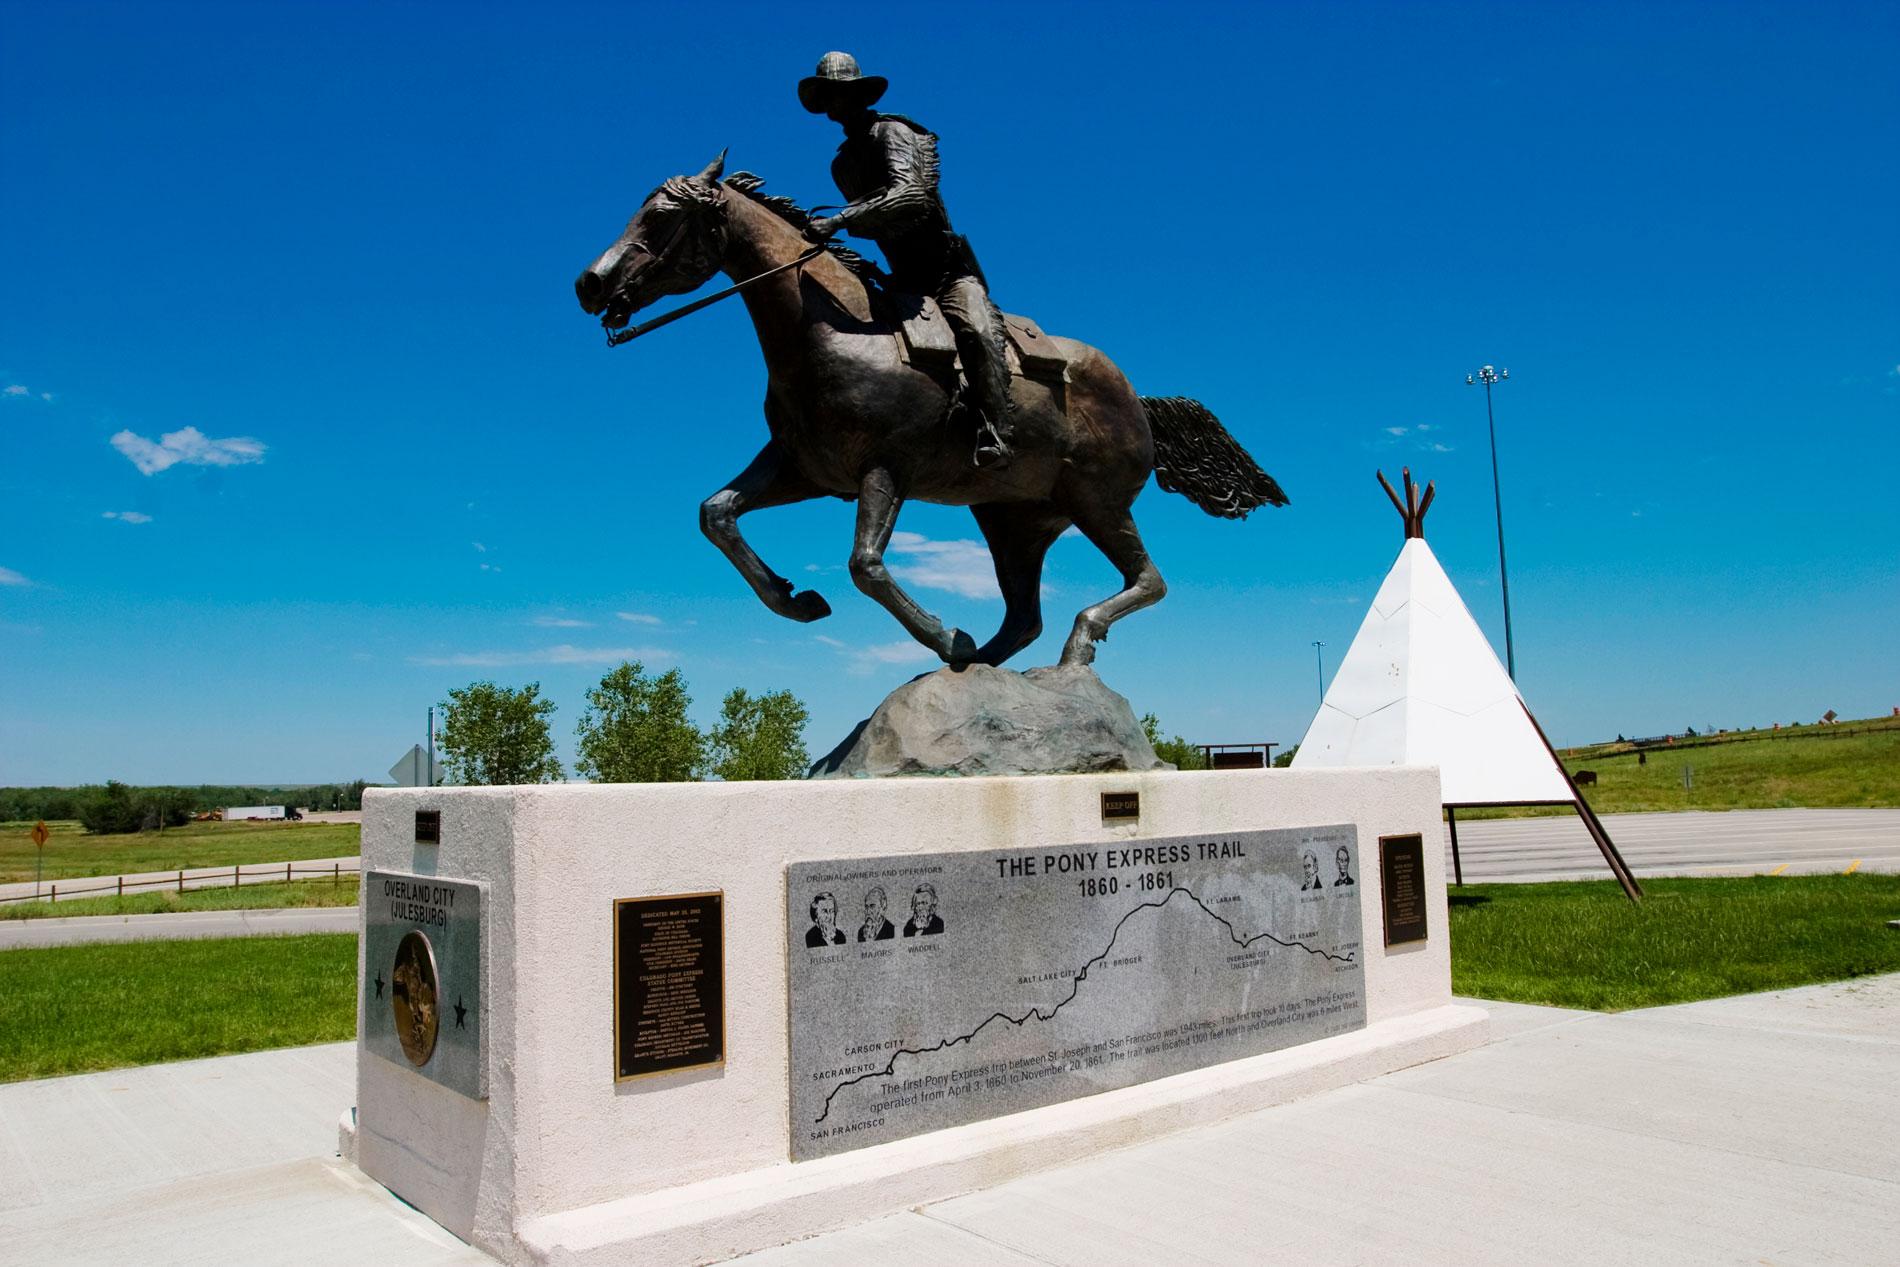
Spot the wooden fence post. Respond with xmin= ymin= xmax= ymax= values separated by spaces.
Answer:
xmin=178 ymin=870 xmax=184 ymax=893
xmin=118 ymin=876 xmax=123 ymax=897
xmin=234 ymin=865 xmax=241 ymax=889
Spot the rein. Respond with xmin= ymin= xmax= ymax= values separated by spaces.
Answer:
xmin=606 ymin=244 xmax=828 ymax=347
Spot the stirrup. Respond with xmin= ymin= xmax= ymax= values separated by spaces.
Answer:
xmin=973 ymin=437 xmax=1012 ymax=470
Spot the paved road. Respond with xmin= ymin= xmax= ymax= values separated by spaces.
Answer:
xmin=4 ymin=978 xmax=1895 ymax=1264
xmin=0 ymin=906 xmax=358 ymax=951
xmin=1443 ymin=807 xmax=1900 ymax=883
xmin=0 ymin=856 xmax=359 ymax=907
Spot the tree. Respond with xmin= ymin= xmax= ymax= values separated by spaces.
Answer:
xmin=709 ymin=688 xmax=811 ymax=781
xmin=574 ymin=661 xmax=705 ymax=782
xmin=1272 ymin=744 xmax=1299 ymax=768
xmin=437 ymin=681 xmax=563 ymax=786
xmin=1139 ymin=713 xmax=1210 ymax=771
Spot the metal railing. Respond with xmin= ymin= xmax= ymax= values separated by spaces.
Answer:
xmin=0 ymin=859 xmax=362 ymax=906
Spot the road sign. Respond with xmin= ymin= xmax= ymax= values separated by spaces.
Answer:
xmin=388 ymin=745 xmax=438 ymax=788
xmin=29 ymin=821 xmax=49 ymax=847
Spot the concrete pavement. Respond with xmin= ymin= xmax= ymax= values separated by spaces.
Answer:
xmin=3 ymin=976 xmax=1894 ymax=1265
xmin=0 ymin=855 xmax=359 ymax=907
xmin=0 ymin=905 xmax=358 ymax=950
xmin=1445 ymin=806 xmax=1900 ymax=883
xmin=0 ymin=1043 xmax=481 ymax=1266
xmin=742 ymin=976 xmax=1900 ymax=1266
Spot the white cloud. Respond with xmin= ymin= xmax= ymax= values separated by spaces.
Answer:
xmin=409 ymin=644 xmax=675 ymax=668
xmin=530 ymin=615 xmax=593 ymax=628
xmin=616 ymin=611 xmax=662 ymax=625
xmin=1383 ymin=425 xmax=1409 ymax=436
xmin=471 ymin=541 xmax=487 ymax=553
xmin=111 ymin=426 xmax=266 ymax=475
xmin=102 ymin=511 xmax=154 ymax=524
xmin=1416 ymin=423 xmax=1435 ymax=432
xmin=479 ymin=562 xmax=501 ymax=573
xmin=3 ymin=385 xmax=28 ymax=397
xmin=816 ymin=633 xmax=939 ymax=676
xmin=0 ymin=565 xmax=30 ymax=586
xmin=886 ymin=530 xmax=999 ymax=600
xmin=1428 ymin=442 xmax=1453 ymax=452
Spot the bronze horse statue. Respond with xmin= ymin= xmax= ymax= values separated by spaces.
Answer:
xmin=575 ymin=154 xmax=1285 ymax=669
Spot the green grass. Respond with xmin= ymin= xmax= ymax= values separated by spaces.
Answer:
xmin=0 ymin=819 xmax=360 ymax=884
xmin=1453 ymin=715 xmax=1900 ymax=818
xmin=0 ymin=877 xmax=358 ymax=920
xmin=0 ymin=934 xmax=358 ymax=1081
xmin=1449 ymin=873 xmax=1900 ymax=1010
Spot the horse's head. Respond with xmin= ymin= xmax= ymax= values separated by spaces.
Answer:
xmin=574 ymin=151 xmax=729 ymax=335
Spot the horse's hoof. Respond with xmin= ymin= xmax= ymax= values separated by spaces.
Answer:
xmin=943 ymin=629 xmax=978 ymax=663
xmin=1059 ymin=634 xmax=1098 ymax=667
xmin=786 ymin=590 xmax=832 ymax=623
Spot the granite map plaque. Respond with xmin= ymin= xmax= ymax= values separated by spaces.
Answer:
xmin=786 ymin=826 xmax=1366 ymax=1160
xmin=1379 ymin=833 xmax=1429 ymax=945
xmin=615 ymin=892 xmax=725 ymax=1080
xmin=364 ymin=870 xmax=484 ymax=1099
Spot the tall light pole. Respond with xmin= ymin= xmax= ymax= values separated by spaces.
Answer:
xmin=1465 ymin=364 xmax=1515 ymax=679
xmin=1311 ymin=640 xmax=1326 ymax=707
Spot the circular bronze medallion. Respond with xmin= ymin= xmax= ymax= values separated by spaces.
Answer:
xmin=391 ymin=930 xmax=440 ymax=1067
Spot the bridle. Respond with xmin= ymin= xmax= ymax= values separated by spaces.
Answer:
xmin=603 ymin=181 xmax=825 ymax=347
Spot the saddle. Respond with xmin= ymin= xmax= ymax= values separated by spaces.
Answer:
xmin=883 ymin=290 xmax=1071 ymax=408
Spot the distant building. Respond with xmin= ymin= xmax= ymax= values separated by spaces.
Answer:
xmin=223 ymin=805 xmax=287 ymax=821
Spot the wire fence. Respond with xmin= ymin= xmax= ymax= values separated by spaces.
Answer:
xmin=0 ymin=859 xmax=361 ymax=906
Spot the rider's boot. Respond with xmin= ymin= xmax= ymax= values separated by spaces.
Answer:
xmin=973 ymin=412 xmax=1013 ymax=470
xmin=939 ymin=277 xmax=1017 ymax=470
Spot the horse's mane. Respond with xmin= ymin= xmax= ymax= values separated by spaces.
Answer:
xmin=723 ymin=172 xmax=882 ymax=283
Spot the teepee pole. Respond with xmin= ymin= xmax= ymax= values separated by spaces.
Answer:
xmin=1445 ymin=806 xmax=1464 ymax=886
xmin=1519 ymin=703 xmax=1643 ymax=901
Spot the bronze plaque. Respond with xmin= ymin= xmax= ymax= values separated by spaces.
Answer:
xmin=392 ymin=929 xmax=441 ymax=1066
xmin=1100 ymin=791 xmax=1140 ymax=821
xmin=615 ymin=891 xmax=725 ymax=1081
xmin=1379 ymin=833 xmax=1429 ymax=946
xmin=414 ymin=810 xmax=441 ymax=844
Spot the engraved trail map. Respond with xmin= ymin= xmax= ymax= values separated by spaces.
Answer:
xmin=786 ymin=826 xmax=1366 ymax=1160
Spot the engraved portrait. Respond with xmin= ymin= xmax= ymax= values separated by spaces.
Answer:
xmin=903 ymin=882 xmax=945 ymax=936
xmin=805 ymin=891 xmax=846 ymax=947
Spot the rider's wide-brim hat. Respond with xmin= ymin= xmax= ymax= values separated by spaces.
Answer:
xmin=799 ymin=51 xmax=887 ymax=113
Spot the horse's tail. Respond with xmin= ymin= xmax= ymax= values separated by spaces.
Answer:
xmin=1141 ymin=396 xmax=1289 ymax=519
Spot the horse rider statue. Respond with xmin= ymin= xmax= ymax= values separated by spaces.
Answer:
xmin=799 ymin=52 xmax=1016 ymax=470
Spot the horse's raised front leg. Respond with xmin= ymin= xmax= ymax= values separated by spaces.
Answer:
xmin=1058 ymin=503 xmax=1167 ymax=667
xmin=851 ymin=467 xmax=977 ymax=664
xmin=700 ymin=441 xmax=832 ymax=623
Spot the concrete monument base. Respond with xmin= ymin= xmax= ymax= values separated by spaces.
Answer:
xmin=345 ymin=766 xmax=1480 ymax=1266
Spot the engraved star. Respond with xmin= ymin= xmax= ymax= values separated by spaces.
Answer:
xmin=454 ymin=997 xmax=469 ymax=1029
xmin=373 ymin=972 xmax=385 ymax=1000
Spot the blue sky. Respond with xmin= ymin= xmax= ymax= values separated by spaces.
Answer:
xmin=3 ymin=1 xmax=1896 ymax=785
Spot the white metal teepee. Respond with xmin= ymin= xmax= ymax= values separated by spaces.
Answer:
xmin=1294 ymin=469 xmax=1640 ymax=899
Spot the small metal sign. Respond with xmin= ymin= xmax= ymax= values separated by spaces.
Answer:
xmin=1379 ymin=833 xmax=1429 ymax=946
xmin=414 ymin=810 xmax=441 ymax=845
xmin=1100 ymin=791 xmax=1140 ymax=821
xmin=615 ymin=891 xmax=725 ymax=1081
xmin=364 ymin=871 xmax=485 ymax=1098
xmin=29 ymin=821 xmax=49 ymax=847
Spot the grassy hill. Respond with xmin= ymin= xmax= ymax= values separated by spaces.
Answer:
xmin=1550 ymin=715 xmax=1900 ymax=814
